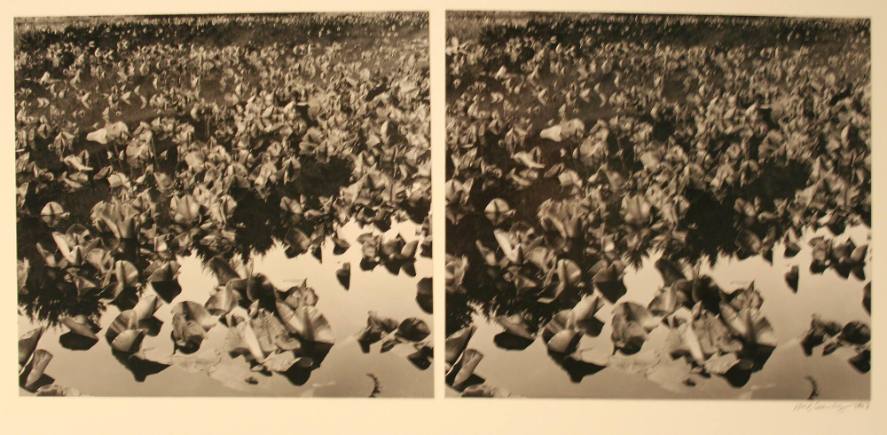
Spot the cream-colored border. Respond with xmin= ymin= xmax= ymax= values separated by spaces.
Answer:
xmin=2 ymin=1 xmax=884 ymax=434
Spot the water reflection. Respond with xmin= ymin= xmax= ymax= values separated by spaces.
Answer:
xmin=16 ymin=14 xmax=431 ymax=396
xmin=19 ymin=218 xmax=432 ymax=396
xmin=444 ymin=13 xmax=870 ymax=398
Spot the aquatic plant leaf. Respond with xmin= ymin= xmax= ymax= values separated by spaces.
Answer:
xmin=35 ymin=384 xmax=81 ymax=396
xmin=262 ymin=351 xmax=308 ymax=373
xmin=654 ymin=258 xmax=686 ymax=286
xmin=110 ymin=329 xmax=146 ymax=354
xmin=484 ymin=198 xmax=513 ymax=225
xmin=172 ymin=312 xmax=207 ymax=353
xmin=18 ymin=326 xmax=44 ymax=366
xmin=495 ymin=315 xmax=535 ymax=341
xmin=592 ymin=262 xmax=627 ymax=302
xmin=416 ymin=277 xmax=432 ymax=314
xmin=849 ymin=349 xmax=871 ymax=373
xmin=611 ymin=302 xmax=658 ymax=354
xmin=397 ymin=318 xmax=430 ymax=342
xmin=461 ymin=383 xmax=512 ymax=398
xmin=280 ymin=305 xmax=335 ymax=345
xmin=281 ymin=281 xmax=319 ymax=309
xmin=336 ymin=263 xmax=351 ymax=290
xmin=863 ymin=282 xmax=870 ymax=313
xmin=452 ymin=348 xmax=483 ymax=387
xmin=207 ymin=256 xmax=240 ymax=285
xmin=493 ymin=230 xmax=523 ymax=264
xmin=205 ymin=285 xmax=239 ymax=316
xmin=785 ymin=265 xmax=799 ymax=292
xmin=132 ymin=293 xmax=162 ymax=321
xmin=543 ymin=310 xmax=581 ymax=354
xmin=173 ymin=301 xmax=217 ymax=331
xmin=40 ymin=201 xmax=69 ymax=225
xmin=648 ymin=285 xmax=682 ymax=317
xmin=233 ymin=318 xmax=266 ymax=362
xmin=59 ymin=315 xmax=99 ymax=341
xmin=840 ymin=321 xmax=870 ymax=345
xmin=17 ymin=258 xmax=29 ymax=293
xmin=445 ymin=255 xmax=468 ymax=294
xmin=445 ymin=325 xmax=476 ymax=365
xmin=22 ymin=349 xmax=53 ymax=390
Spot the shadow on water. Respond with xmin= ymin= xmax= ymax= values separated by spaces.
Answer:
xmin=444 ymin=13 xmax=870 ymax=397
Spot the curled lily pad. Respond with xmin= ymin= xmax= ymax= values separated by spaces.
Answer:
xmin=450 ymin=348 xmax=483 ymax=387
xmin=280 ymin=280 xmax=319 ymax=309
xmin=278 ymin=305 xmax=334 ymax=345
xmin=542 ymin=310 xmax=581 ymax=355
xmin=622 ymin=194 xmax=652 ymax=226
xmin=147 ymin=260 xmax=182 ymax=302
xmin=59 ymin=314 xmax=100 ymax=343
xmin=284 ymin=228 xmax=312 ymax=257
xmin=106 ymin=260 xmax=139 ymax=300
xmin=106 ymin=314 xmax=147 ymax=354
xmin=132 ymin=293 xmax=162 ymax=321
xmin=40 ymin=201 xmax=69 ymax=226
xmin=445 ymin=255 xmax=469 ymax=295
xmin=592 ymin=261 xmax=627 ymax=302
xmin=493 ymin=229 xmax=523 ymax=264
xmin=611 ymin=302 xmax=658 ymax=354
xmin=648 ymin=285 xmax=682 ymax=317
xmin=19 ymin=326 xmax=44 ymax=366
xmin=205 ymin=285 xmax=240 ymax=316
xmin=484 ymin=198 xmax=514 ymax=225
xmin=801 ymin=314 xmax=843 ymax=355
xmin=396 ymin=318 xmax=430 ymax=342
xmin=357 ymin=311 xmax=398 ymax=351
xmin=495 ymin=314 xmax=536 ymax=341
xmin=171 ymin=301 xmax=217 ymax=353
xmin=718 ymin=302 xmax=777 ymax=348
xmin=571 ymin=294 xmax=604 ymax=335
xmin=207 ymin=256 xmax=241 ymax=286
xmin=86 ymin=121 xmax=128 ymax=144
xmin=223 ymin=308 xmax=262 ymax=360
xmin=262 ymin=351 xmax=312 ymax=373
xmin=21 ymin=349 xmax=53 ymax=391
xmin=654 ymin=258 xmax=686 ymax=287
xmin=445 ymin=325 xmax=476 ymax=365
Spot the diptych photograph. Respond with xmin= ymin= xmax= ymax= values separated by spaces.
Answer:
xmin=15 ymin=12 xmax=432 ymax=397
xmin=11 ymin=6 xmax=877 ymax=406
xmin=445 ymin=11 xmax=871 ymax=399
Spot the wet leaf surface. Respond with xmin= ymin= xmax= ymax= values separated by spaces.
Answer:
xmin=445 ymin=12 xmax=869 ymax=399
xmin=16 ymin=13 xmax=431 ymax=397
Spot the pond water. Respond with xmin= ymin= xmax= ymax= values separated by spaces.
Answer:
xmin=19 ymin=219 xmax=432 ymax=397
xmin=447 ymin=225 xmax=869 ymax=399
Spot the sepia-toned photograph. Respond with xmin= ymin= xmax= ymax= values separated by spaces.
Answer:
xmin=15 ymin=12 xmax=432 ymax=397
xmin=445 ymin=11 xmax=871 ymax=399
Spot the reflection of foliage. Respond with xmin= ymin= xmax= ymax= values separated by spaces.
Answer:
xmin=16 ymin=14 xmax=430 ymax=393
xmin=16 ymin=13 xmax=430 ymax=324
xmin=445 ymin=13 xmax=870 ymax=394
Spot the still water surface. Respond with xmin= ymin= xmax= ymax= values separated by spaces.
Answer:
xmin=449 ymin=226 xmax=869 ymax=399
xmin=19 ymin=219 xmax=432 ymax=397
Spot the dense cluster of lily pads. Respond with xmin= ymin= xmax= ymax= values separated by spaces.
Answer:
xmin=16 ymin=13 xmax=430 ymax=395
xmin=445 ymin=13 xmax=870 ymax=397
